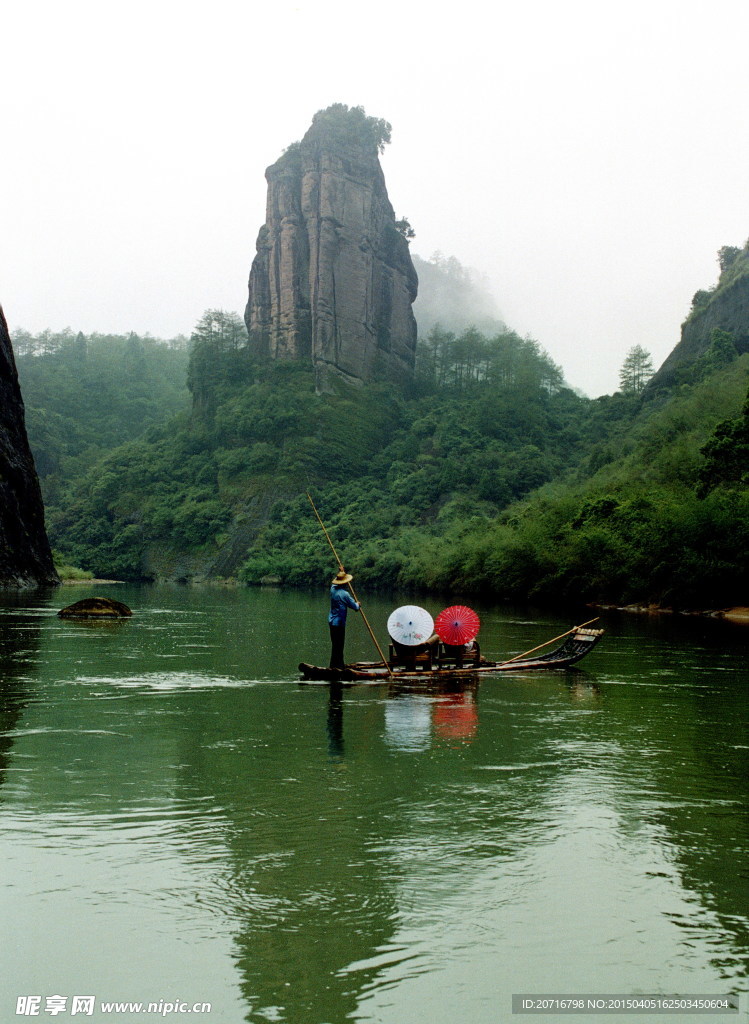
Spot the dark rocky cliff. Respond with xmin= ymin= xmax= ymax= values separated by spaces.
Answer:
xmin=0 ymin=307 xmax=58 ymax=587
xmin=245 ymin=105 xmax=418 ymax=389
xmin=651 ymin=242 xmax=749 ymax=389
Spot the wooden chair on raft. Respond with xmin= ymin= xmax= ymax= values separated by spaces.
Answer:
xmin=387 ymin=637 xmax=482 ymax=671
xmin=436 ymin=640 xmax=481 ymax=669
xmin=388 ymin=637 xmax=437 ymax=671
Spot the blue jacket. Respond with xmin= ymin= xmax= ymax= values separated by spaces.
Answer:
xmin=328 ymin=585 xmax=360 ymax=626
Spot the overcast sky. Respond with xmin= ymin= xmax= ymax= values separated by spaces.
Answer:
xmin=3 ymin=0 xmax=748 ymax=396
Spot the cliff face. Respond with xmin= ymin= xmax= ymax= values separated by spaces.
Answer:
xmin=245 ymin=107 xmax=418 ymax=388
xmin=651 ymin=246 xmax=749 ymax=389
xmin=0 ymin=308 xmax=58 ymax=587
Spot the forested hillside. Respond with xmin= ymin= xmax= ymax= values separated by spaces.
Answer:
xmin=36 ymin=312 xmax=588 ymax=583
xmin=240 ymin=355 xmax=748 ymax=608
xmin=14 ymin=256 xmax=749 ymax=610
xmin=15 ymin=330 xmax=189 ymax=506
xmin=410 ymin=358 xmax=749 ymax=608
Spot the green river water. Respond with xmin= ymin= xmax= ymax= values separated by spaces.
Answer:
xmin=0 ymin=584 xmax=747 ymax=1024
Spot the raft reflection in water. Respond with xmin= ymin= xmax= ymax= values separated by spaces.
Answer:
xmin=326 ymin=685 xmax=479 ymax=757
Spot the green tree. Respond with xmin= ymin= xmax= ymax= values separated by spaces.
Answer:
xmin=619 ymin=345 xmax=654 ymax=394
xmin=697 ymin=388 xmax=749 ymax=496
xmin=394 ymin=217 xmax=415 ymax=240
xmin=309 ymin=104 xmax=392 ymax=154
xmin=705 ymin=328 xmax=737 ymax=369
xmin=690 ymin=289 xmax=713 ymax=312
xmin=187 ymin=310 xmax=249 ymax=413
xmin=717 ymin=245 xmax=741 ymax=274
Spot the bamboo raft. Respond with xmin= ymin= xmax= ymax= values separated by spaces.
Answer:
xmin=299 ymin=626 xmax=604 ymax=685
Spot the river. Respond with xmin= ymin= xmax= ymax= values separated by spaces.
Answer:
xmin=0 ymin=584 xmax=747 ymax=1023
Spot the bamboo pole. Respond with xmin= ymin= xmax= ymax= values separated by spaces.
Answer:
xmin=495 ymin=617 xmax=600 ymax=667
xmin=306 ymin=491 xmax=393 ymax=676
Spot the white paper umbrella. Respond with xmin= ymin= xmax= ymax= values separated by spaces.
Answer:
xmin=387 ymin=605 xmax=435 ymax=646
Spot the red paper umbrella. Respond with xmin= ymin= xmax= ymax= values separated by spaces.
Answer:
xmin=434 ymin=605 xmax=481 ymax=645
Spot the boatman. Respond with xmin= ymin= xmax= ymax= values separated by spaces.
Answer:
xmin=329 ymin=569 xmax=361 ymax=669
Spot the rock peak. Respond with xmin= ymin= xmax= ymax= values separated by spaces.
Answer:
xmin=244 ymin=105 xmax=418 ymax=389
xmin=0 ymin=307 xmax=58 ymax=587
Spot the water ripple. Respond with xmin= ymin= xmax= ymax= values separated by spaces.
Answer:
xmin=73 ymin=672 xmax=256 ymax=691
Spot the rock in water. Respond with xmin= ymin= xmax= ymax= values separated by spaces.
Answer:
xmin=245 ymin=104 xmax=418 ymax=389
xmin=58 ymin=597 xmax=132 ymax=619
xmin=0 ymin=307 xmax=58 ymax=587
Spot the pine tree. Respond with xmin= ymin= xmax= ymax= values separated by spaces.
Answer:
xmin=619 ymin=345 xmax=654 ymax=394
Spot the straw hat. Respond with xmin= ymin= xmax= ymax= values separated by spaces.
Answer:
xmin=331 ymin=569 xmax=353 ymax=585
